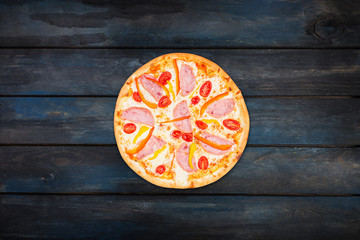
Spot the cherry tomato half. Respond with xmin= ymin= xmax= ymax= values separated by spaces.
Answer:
xmin=198 ymin=156 xmax=209 ymax=170
xmin=158 ymin=71 xmax=172 ymax=85
xmin=223 ymin=119 xmax=241 ymax=131
xmin=156 ymin=165 xmax=166 ymax=174
xmin=172 ymin=130 xmax=182 ymax=139
xmin=133 ymin=92 xmax=142 ymax=102
xmin=182 ymin=133 xmax=193 ymax=142
xmin=158 ymin=96 xmax=171 ymax=108
xmin=195 ymin=120 xmax=208 ymax=130
xmin=199 ymin=81 xmax=212 ymax=97
xmin=123 ymin=123 xmax=136 ymax=134
xmin=191 ymin=96 xmax=200 ymax=105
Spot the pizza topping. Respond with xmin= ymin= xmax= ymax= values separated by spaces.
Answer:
xmin=191 ymin=96 xmax=200 ymax=105
xmin=200 ymin=92 xmax=228 ymax=115
xmin=199 ymin=81 xmax=212 ymax=97
xmin=123 ymin=123 xmax=137 ymax=134
xmin=158 ymin=71 xmax=172 ymax=85
xmin=179 ymin=64 xmax=196 ymax=96
xmin=121 ymin=107 xmax=155 ymax=126
xmin=202 ymin=119 xmax=220 ymax=127
xmin=172 ymin=130 xmax=182 ymax=139
xmin=160 ymin=115 xmax=191 ymax=123
xmin=223 ymin=119 xmax=241 ymax=131
xmin=195 ymin=120 xmax=208 ymax=130
xmin=126 ymin=127 xmax=154 ymax=155
xmin=135 ymin=77 xmax=157 ymax=109
xmin=133 ymin=126 xmax=150 ymax=143
xmin=148 ymin=145 xmax=167 ymax=160
xmin=173 ymin=100 xmax=192 ymax=133
xmin=188 ymin=143 xmax=197 ymax=169
xmin=195 ymin=132 xmax=233 ymax=152
xmin=206 ymin=98 xmax=235 ymax=118
xmin=176 ymin=142 xmax=197 ymax=172
xmin=133 ymin=92 xmax=142 ymax=102
xmin=158 ymin=95 xmax=172 ymax=108
xmin=156 ymin=165 xmax=166 ymax=175
xmin=198 ymin=156 xmax=209 ymax=170
xmin=136 ymin=134 xmax=166 ymax=159
xmin=173 ymin=59 xmax=180 ymax=95
xmin=168 ymin=81 xmax=176 ymax=101
xmin=182 ymin=133 xmax=193 ymax=142
xmin=141 ymin=74 xmax=170 ymax=100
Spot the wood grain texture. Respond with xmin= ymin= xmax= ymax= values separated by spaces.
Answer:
xmin=0 ymin=0 xmax=359 ymax=47
xmin=1 ymin=195 xmax=359 ymax=240
xmin=0 ymin=146 xmax=359 ymax=194
xmin=1 ymin=97 xmax=359 ymax=145
xmin=1 ymin=49 xmax=360 ymax=96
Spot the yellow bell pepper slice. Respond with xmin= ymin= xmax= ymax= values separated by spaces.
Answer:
xmin=168 ymin=81 xmax=175 ymax=101
xmin=148 ymin=145 xmax=167 ymax=160
xmin=133 ymin=126 xmax=150 ymax=143
xmin=188 ymin=143 xmax=197 ymax=169
xmin=202 ymin=119 xmax=220 ymax=127
xmin=189 ymin=84 xmax=201 ymax=98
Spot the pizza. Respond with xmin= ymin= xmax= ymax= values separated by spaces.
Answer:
xmin=114 ymin=53 xmax=249 ymax=188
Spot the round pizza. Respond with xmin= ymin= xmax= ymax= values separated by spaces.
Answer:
xmin=114 ymin=53 xmax=249 ymax=188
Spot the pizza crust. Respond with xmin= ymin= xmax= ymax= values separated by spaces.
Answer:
xmin=114 ymin=53 xmax=250 ymax=189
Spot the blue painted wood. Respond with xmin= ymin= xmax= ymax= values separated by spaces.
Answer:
xmin=0 ymin=0 xmax=359 ymax=47
xmin=1 ymin=195 xmax=359 ymax=240
xmin=0 ymin=146 xmax=359 ymax=194
xmin=1 ymin=49 xmax=360 ymax=96
xmin=0 ymin=97 xmax=359 ymax=145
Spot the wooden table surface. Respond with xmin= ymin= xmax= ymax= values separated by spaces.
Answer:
xmin=1 ymin=0 xmax=360 ymax=239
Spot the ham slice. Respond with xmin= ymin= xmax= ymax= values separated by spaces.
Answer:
xmin=179 ymin=64 xmax=196 ymax=96
xmin=136 ymin=135 xmax=166 ymax=159
xmin=139 ymin=74 xmax=164 ymax=101
xmin=199 ymin=132 xmax=234 ymax=155
xmin=176 ymin=142 xmax=198 ymax=172
xmin=121 ymin=107 xmax=154 ymax=126
xmin=173 ymin=100 xmax=192 ymax=133
xmin=206 ymin=98 xmax=235 ymax=118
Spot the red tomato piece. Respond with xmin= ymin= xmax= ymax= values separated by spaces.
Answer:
xmin=223 ymin=119 xmax=241 ymax=131
xmin=133 ymin=92 xmax=142 ymax=102
xmin=156 ymin=165 xmax=166 ymax=174
xmin=191 ymin=96 xmax=200 ymax=105
xmin=198 ymin=156 xmax=209 ymax=170
xmin=158 ymin=71 xmax=172 ymax=85
xmin=199 ymin=81 xmax=212 ymax=97
xmin=195 ymin=120 xmax=208 ymax=130
xmin=158 ymin=96 xmax=171 ymax=108
xmin=182 ymin=133 xmax=193 ymax=142
xmin=123 ymin=123 xmax=136 ymax=134
xmin=172 ymin=130 xmax=182 ymax=139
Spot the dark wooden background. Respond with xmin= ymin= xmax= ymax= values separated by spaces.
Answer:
xmin=0 ymin=0 xmax=360 ymax=239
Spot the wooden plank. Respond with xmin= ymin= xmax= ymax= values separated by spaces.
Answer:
xmin=1 ymin=49 xmax=360 ymax=96
xmin=0 ymin=97 xmax=359 ymax=145
xmin=1 ymin=146 xmax=359 ymax=194
xmin=1 ymin=195 xmax=359 ymax=240
xmin=0 ymin=0 xmax=359 ymax=47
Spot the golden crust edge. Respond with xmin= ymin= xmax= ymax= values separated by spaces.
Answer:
xmin=113 ymin=53 xmax=250 ymax=189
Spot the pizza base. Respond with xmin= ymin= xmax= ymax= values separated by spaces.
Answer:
xmin=114 ymin=53 xmax=250 ymax=189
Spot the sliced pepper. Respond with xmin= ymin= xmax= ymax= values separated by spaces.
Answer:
xmin=135 ymin=77 xmax=157 ymax=109
xmin=200 ymin=92 xmax=229 ymax=116
xmin=202 ymin=119 xmax=221 ymax=127
xmin=126 ymin=127 xmax=154 ymax=155
xmin=194 ymin=133 xmax=232 ymax=150
xmin=144 ymin=75 xmax=170 ymax=98
xmin=133 ymin=126 xmax=150 ymax=143
xmin=168 ymin=81 xmax=175 ymax=101
xmin=173 ymin=59 xmax=180 ymax=95
xmin=188 ymin=143 xmax=196 ymax=169
xmin=189 ymin=84 xmax=201 ymax=98
xmin=148 ymin=145 xmax=167 ymax=160
xmin=160 ymin=115 xmax=191 ymax=123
